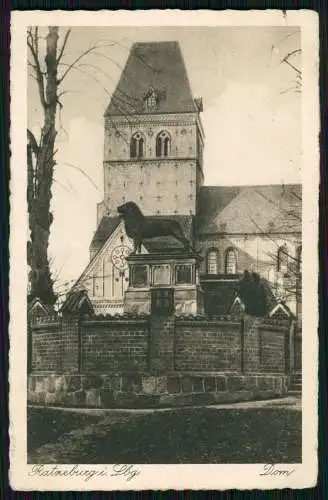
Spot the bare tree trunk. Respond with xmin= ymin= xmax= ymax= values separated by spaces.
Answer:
xmin=27 ymin=26 xmax=126 ymax=303
xmin=27 ymin=27 xmax=59 ymax=305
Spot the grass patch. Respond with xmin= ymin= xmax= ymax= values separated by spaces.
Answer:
xmin=28 ymin=406 xmax=301 ymax=464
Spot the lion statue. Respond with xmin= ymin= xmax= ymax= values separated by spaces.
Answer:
xmin=117 ymin=201 xmax=191 ymax=253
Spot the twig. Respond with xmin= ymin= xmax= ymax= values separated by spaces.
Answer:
xmin=57 ymin=29 xmax=71 ymax=65
xmin=27 ymin=28 xmax=47 ymax=109
xmin=57 ymin=41 xmax=116 ymax=85
xmin=62 ymin=162 xmax=101 ymax=192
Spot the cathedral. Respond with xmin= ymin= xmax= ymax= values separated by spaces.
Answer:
xmin=70 ymin=41 xmax=302 ymax=319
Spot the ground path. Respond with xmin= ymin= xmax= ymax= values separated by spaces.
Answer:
xmin=28 ymin=397 xmax=301 ymax=464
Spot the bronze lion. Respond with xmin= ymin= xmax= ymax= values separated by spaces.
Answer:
xmin=117 ymin=201 xmax=190 ymax=253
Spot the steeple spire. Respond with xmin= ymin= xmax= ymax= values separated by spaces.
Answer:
xmin=105 ymin=41 xmax=199 ymax=116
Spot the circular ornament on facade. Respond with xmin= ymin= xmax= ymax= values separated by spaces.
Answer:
xmin=111 ymin=245 xmax=131 ymax=270
xmin=181 ymin=128 xmax=187 ymax=135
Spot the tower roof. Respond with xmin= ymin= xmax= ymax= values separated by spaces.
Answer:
xmin=105 ymin=41 xmax=199 ymax=116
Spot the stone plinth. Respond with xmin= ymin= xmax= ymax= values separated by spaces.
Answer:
xmin=28 ymin=372 xmax=289 ymax=409
xmin=124 ymin=250 xmax=204 ymax=315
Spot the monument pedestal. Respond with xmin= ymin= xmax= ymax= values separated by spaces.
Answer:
xmin=124 ymin=250 xmax=204 ymax=316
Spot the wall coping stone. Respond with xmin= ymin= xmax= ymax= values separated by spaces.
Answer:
xmin=258 ymin=323 xmax=289 ymax=332
xmin=80 ymin=318 xmax=149 ymax=327
xmin=29 ymin=371 xmax=287 ymax=377
xmin=32 ymin=322 xmax=61 ymax=331
xmin=33 ymin=315 xmax=59 ymax=324
xmin=176 ymin=319 xmax=241 ymax=327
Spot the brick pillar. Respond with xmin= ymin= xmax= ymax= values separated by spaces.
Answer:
xmin=61 ymin=315 xmax=81 ymax=373
xmin=149 ymin=315 xmax=175 ymax=373
xmin=243 ymin=315 xmax=261 ymax=373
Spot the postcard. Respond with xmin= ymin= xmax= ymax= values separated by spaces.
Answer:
xmin=9 ymin=9 xmax=319 ymax=490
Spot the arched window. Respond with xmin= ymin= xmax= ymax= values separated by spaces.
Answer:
xmin=130 ymin=132 xmax=144 ymax=158
xmin=225 ymin=248 xmax=237 ymax=274
xmin=296 ymin=245 xmax=302 ymax=273
xmin=156 ymin=131 xmax=170 ymax=157
xmin=277 ymin=245 xmax=288 ymax=272
xmin=207 ymin=249 xmax=219 ymax=274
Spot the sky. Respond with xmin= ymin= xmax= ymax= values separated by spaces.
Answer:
xmin=27 ymin=26 xmax=301 ymax=291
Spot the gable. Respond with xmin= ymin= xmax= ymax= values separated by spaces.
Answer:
xmin=74 ymin=221 xmax=148 ymax=291
xmin=229 ymin=295 xmax=245 ymax=314
xmin=90 ymin=216 xmax=121 ymax=253
xmin=91 ymin=214 xmax=194 ymax=256
xmin=61 ymin=290 xmax=94 ymax=315
xmin=269 ymin=302 xmax=294 ymax=320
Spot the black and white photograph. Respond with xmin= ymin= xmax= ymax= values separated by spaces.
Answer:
xmin=9 ymin=10 xmax=318 ymax=491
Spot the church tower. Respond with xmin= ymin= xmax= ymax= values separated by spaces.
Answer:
xmin=97 ymin=41 xmax=204 ymax=223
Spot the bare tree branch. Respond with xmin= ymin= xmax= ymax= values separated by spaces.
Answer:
xmin=57 ymin=41 xmax=116 ymax=85
xmin=281 ymin=48 xmax=301 ymax=60
xmin=27 ymin=28 xmax=47 ymax=109
xmin=57 ymin=89 xmax=81 ymax=99
xmin=27 ymin=128 xmax=39 ymax=156
xmin=290 ymin=188 xmax=302 ymax=202
xmin=53 ymin=177 xmax=71 ymax=194
xmin=282 ymin=59 xmax=302 ymax=77
xmin=280 ymin=49 xmax=302 ymax=77
xmin=78 ymin=62 xmax=136 ymax=116
xmin=63 ymin=162 xmax=101 ymax=192
xmin=80 ymin=51 xmax=140 ymax=103
xmin=280 ymin=86 xmax=301 ymax=95
xmin=248 ymin=215 xmax=299 ymax=264
xmin=57 ymin=62 xmax=132 ymax=143
xmin=56 ymin=28 xmax=71 ymax=64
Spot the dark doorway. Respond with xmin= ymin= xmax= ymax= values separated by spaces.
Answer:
xmin=151 ymin=288 xmax=174 ymax=316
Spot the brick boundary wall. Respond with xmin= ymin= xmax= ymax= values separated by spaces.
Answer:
xmin=28 ymin=312 xmax=294 ymax=408
xmin=175 ymin=318 xmax=242 ymax=372
xmin=81 ymin=318 xmax=149 ymax=372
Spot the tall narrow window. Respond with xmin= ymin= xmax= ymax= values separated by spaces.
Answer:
xmin=277 ymin=245 xmax=288 ymax=273
xmin=156 ymin=131 xmax=171 ymax=157
xmin=225 ymin=248 xmax=237 ymax=274
xmin=207 ymin=249 xmax=219 ymax=274
xmin=130 ymin=132 xmax=144 ymax=158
